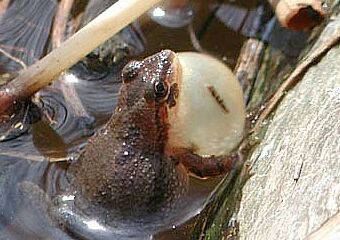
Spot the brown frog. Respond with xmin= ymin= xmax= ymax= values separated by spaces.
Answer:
xmin=19 ymin=50 xmax=236 ymax=237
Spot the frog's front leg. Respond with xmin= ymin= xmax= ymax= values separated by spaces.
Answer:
xmin=171 ymin=148 xmax=239 ymax=178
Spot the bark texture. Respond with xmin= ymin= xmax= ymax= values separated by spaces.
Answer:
xmin=238 ymin=10 xmax=340 ymax=240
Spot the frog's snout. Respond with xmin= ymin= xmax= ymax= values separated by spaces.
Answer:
xmin=154 ymin=49 xmax=178 ymax=77
xmin=157 ymin=49 xmax=180 ymax=84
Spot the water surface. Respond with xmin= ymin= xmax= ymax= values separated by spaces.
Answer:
xmin=0 ymin=0 xmax=258 ymax=239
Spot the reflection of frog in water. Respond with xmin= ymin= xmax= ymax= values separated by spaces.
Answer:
xmin=19 ymin=50 xmax=236 ymax=237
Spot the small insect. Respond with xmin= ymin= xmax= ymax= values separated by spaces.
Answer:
xmin=207 ymin=85 xmax=229 ymax=114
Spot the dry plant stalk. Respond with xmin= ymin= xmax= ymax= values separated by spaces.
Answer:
xmin=52 ymin=0 xmax=75 ymax=48
xmin=269 ymin=0 xmax=326 ymax=31
xmin=0 ymin=0 xmax=161 ymax=114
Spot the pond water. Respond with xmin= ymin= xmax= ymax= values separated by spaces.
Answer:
xmin=0 ymin=0 xmax=259 ymax=239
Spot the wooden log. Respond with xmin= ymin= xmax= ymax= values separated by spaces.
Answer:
xmin=237 ymin=11 xmax=340 ymax=239
xmin=191 ymin=4 xmax=340 ymax=240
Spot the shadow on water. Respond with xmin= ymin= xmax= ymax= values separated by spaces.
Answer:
xmin=0 ymin=0 xmax=258 ymax=239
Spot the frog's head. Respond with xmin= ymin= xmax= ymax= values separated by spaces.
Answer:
xmin=116 ymin=50 xmax=181 ymax=144
xmin=119 ymin=50 xmax=179 ymax=111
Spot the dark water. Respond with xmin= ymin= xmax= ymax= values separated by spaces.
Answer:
xmin=0 ymin=0 xmax=258 ymax=239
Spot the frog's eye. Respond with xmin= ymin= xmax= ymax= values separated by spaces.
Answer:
xmin=154 ymin=81 xmax=168 ymax=99
xmin=122 ymin=61 xmax=142 ymax=82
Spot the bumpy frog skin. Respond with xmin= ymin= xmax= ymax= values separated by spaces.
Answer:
xmin=19 ymin=50 xmax=237 ymax=237
xmin=67 ymin=50 xmax=188 ymax=218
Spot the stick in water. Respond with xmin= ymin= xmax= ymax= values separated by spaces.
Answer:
xmin=0 ymin=0 xmax=161 ymax=114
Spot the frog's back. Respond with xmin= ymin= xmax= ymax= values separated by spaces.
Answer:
xmin=67 ymin=112 xmax=188 ymax=217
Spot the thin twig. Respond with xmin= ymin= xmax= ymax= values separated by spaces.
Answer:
xmin=0 ymin=151 xmax=69 ymax=162
xmin=0 ymin=0 xmax=10 ymax=15
xmin=50 ymin=0 xmax=90 ymax=119
xmin=59 ymin=73 xmax=90 ymax=118
xmin=52 ymin=0 xmax=75 ymax=48
xmin=0 ymin=48 xmax=27 ymax=69
xmin=188 ymin=24 xmax=204 ymax=52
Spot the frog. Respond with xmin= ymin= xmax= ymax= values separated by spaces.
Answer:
xmin=18 ymin=50 xmax=237 ymax=238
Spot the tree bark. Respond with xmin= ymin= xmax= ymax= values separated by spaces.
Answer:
xmin=237 ymin=9 xmax=340 ymax=239
xmin=189 ymin=3 xmax=340 ymax=240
